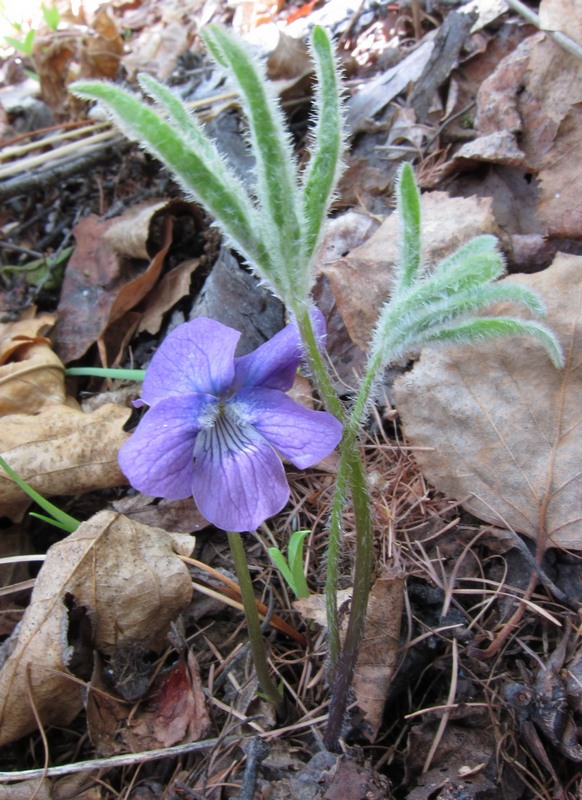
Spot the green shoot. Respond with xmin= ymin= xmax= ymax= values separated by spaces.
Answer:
xmin=0 ymin=246 xmax=72 ymax=291
xmin=5 ymin=28 xmax=35 ymax=57
xmin=66 ymin=367 xmax=146 ymax=380
xmin=268 ymin=529 xmax=311 ymax=599
xmin=41 ymin=3 xmax=60 ymax=31
xmin=357 ymin=164 xmax=564 ymax=433
xmin=0 ymin=456 xmax=80 ymax=533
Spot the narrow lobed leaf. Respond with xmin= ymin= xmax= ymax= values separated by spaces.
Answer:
xmin=201 ymin=25 xmax=305 ymax=301
xmin=301 ymin=26 xmax=346 ymax=264
xmin=418 ymin=317 xmax=564 ymax=368
xmin=137 ymin=73 xmax=257 ymax=215
xmin=430 ymin=234 xmax=505 ymax=285
xmin=71 ymin=80 xmax=268 ymax=283
xmin=395 ymin=281 xmax=548 ymax=341
xmin=395 ymin=162 xmax=422 ymax=291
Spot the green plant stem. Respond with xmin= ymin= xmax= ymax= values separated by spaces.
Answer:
xmin=324 ymin=458 xmax=349 ymax=667
xmin=323 ymin=447 xmax=372 ymax=751
xmin=65 ymin=367 xmax=146 ymax=380
xmin=294 ymin=305 xmax=348 ymax=667
xmin=294 ymin=305 xmax=347 ymax=425
xmin=293 ymin=306 xmax=375 ymax=749
xmin=227 ymin=531 xmax=287 ymax=720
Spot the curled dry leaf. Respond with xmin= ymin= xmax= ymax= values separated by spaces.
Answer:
xmin=0 ymin=510 xmax=194 ymax=747
xmin=393 ymin=252 xmax=582 ymax=550
xmin=33 ymin=6 xmax=124 ymax=114
xmin=0 ymin=312 xmax=130 ymax=521
xmin=53 ymin=201 xmax=200 ymax=363
xmin=0 ymin=311 xmax=68 ymax=416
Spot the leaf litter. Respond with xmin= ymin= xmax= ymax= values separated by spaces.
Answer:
xmin=1 ymin=0 xmax=582 ymax=797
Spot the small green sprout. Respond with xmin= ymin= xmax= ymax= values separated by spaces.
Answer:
xmin=1 ymin=246 xmax=73 ymax=292
xmin=0 ymin=455 xmax=80 ymax=533
xmin=3 ymin=4 xmax=59 ymax=77
xmin=268 ymin=529 xmax=311 ymax=599
xmin=41 ymin=3 xmax=60 ymax=32
xmin=4 ymin=28 xmax=35 ymax=57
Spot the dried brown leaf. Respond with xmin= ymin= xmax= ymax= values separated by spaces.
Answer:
xmin=0 ymin=510 xmax=194 ymax=747
xmin=54 ymin=202 xmax=199 ymax=363
xmin=0 ymin=403 xmax=130 ymax=521
xmin=537 ymin=104 xmax=582 ymax=237
xmin=137 ymin=258 xmax=202 ymax=336
xmin=352 ymin=568 xmax=405 ymax=741
xmin=121 ymin=20 xmax=191 ymax=81
xmin=266 ymin=29 xmax=311 ymax=81
xmin=476 ymin=33 xmax=582 ymax=184
xmin=112 ymin=651 xmax=210 ymax=752
xmin=393 ymin=252 xmax=582 ymax=550
xmin=539 ymin=0 xmax=582 ymax=46
xmin=0 ymin=312 xmax=68 ymax=416
xmin=112 ymin=493 xmax=210 ymax=533
xmin=33 ymin=8 xmax=123 ymax=115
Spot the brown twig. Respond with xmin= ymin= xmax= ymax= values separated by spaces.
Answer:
xmin=506 ymin=0 xmax=582 ymax=62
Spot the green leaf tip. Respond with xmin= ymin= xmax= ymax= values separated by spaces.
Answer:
xmin=268 ymin=529 xmax=311 ymax=599
xmin=424 ymin=317 xmax=564 ymax=368
xmin=0 ymin=455 xmax=80 ymax=533
xmin=301 ymin=24 xmax=346 ymax=264
xmin=71 ymin=77 xmax=265 ymax=282
xmin=395 ymin=161 xmax=422 ymax=289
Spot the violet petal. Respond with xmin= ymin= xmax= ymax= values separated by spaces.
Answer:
xmin=234 ymin=387 xmax=342 ymax=468
xmin=233 ymin=307 xmax=327 ymax=391
xmin=191 ymin=416 xmax=290 ymax=531
xmin=141 ymin=318 xmax=240 ymax=405
xmin=119 ymin=393 xmax=216 ymax=499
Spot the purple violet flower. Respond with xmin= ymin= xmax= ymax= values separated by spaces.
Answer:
xmin=119 ymin=313 xmax=343 ymax=532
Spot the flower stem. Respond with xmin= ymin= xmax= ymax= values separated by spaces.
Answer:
xmin=294 ymin=304 xmax=374 ymax=750
xmin=294 ymin=305 xmax=348 ymax=668
xmin=227 ymin=531 xmax=287 ymax=720
xmin=294 ymin=305 xmax=347 ymax=425
xmin=323 ymin=446 xmax=373 ymax=750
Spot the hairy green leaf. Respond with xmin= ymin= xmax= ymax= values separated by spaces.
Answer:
xmin=301 ymin=26 xmax=345 ymax=263
xmin=395 ymin=162 xmax=422 ymax=289
xmin=419 ymin=317 xmax=564 ymax=367
xmin=202 ymin=24 xmax=304 ymax=300
xmin=71 ymin=80 xmax=265 ymax=277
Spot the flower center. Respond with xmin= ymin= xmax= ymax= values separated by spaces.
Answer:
xmin=194 ymin=401 xmax=255 ymax=464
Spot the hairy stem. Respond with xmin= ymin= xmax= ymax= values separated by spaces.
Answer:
xmin=227 ymin=531 xmax=287 ymax=719
xmin=323 ymin=445 xmax=373 ymax=750
xmin=293 ymin=306 xmax=375 ymax=749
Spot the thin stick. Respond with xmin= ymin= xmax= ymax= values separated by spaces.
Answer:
xmin=423 ymin=638 xmax=458 ymax=773
xmin=0 ymin=737 xmax=237 ymax=782
xmin=506 ymin=0 xmax=582 ymax=62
